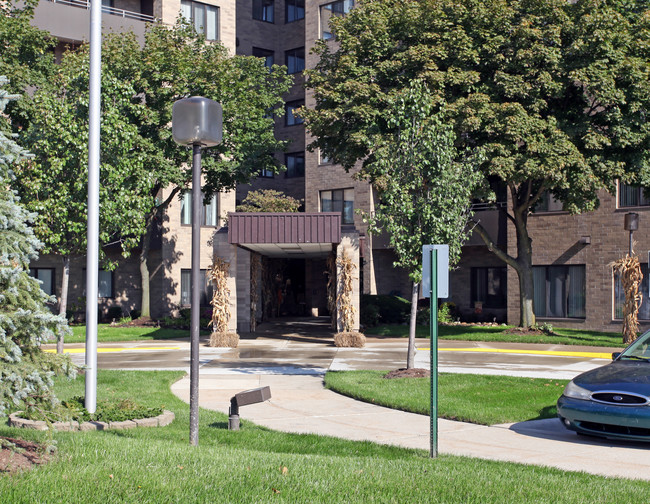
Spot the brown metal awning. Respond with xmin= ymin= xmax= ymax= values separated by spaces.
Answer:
xmin=228 ymin=212 xmax=341 ymax=258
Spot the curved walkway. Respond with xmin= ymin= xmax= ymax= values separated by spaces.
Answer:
xmin=170 ymin=319 xmax=650 ymax=481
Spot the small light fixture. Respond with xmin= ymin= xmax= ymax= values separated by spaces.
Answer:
xmin=624 ymin=212 xmax=639 ymax=255
xmin=579 ymin=236 xmax=591 ymax=245
xmin=172 ymin=96 xmax=222 ymax=147
xmin=624 ymin=212 xmax=639 ymax=232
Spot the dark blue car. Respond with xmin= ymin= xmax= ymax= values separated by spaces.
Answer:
xmin=557 ymin=329 xmax=650 ymax=441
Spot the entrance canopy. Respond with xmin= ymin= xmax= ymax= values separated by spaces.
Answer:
xmin=228 ymin=212 xmax=341 ymax=258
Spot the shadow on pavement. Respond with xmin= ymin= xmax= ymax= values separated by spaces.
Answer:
xmin=508 ymin=418 xmax=650 ymax=450
xmin=240 ymin=317 xmax=337 ymax=345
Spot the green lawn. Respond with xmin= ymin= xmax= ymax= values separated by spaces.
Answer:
xmin=1 ymin=371 xmax=648 ymax=503
xmin=366 ymin=323 xmax=625 ymax=348
xmin=325 ymin=370 xmax=568 ymax=425
xmin=65 ymin=325 xmax=193 ymax=344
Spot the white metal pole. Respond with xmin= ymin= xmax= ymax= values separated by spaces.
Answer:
xmin=85 ymin=0 xmax=102 ymax=414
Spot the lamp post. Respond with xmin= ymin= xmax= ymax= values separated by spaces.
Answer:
xmin=624 ymin=212 xmax=639 ymax=255
xmin=172 ymin=97 xmax=222 ymax=446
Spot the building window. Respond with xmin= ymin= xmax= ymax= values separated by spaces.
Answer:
xmin=180 ymin=269 xmax=213 ymax=306
xmin=253 ymin=0 xmax=274 ymax=22
xmin=29 ymin=268 xmax=55 ymax=296
xmin=82 ymin=269 xmax=114 ymax=298
xmin=471 ymin=267 xmax=507 ymax=309
xmin=319 ymin=150 xmax=331 ymax=165
xmin=614 ymin=263 xmax=650 ymax=320
xmin=259 ymin=168 xmax=274 ymax=178
xmin=534 ymin=191 xmax=563 ymax=213
xmin=321 ymin=188 xmax=354 ymax=224
xmin=619 ymin=182 xmax=650 ymax=208
xmin=286 ymin=0 xmax=304 ymax=22
xmin=181 ymin=0 xmax=219 ymax=41
xmin=285 ymin=153 xmax=305 ymax=178
xmin=252 ymin=47 xmax=274 ymax=68
xmin=180 ymin=190 xmax=219 ymax=226
xmin=533 ymin=265 xmax=586 ymax=319
xmin=320 ymin=0 xmax=354 ymax=39
xmin=98 ymin=270 xmax=113 ymax=298
xmin=285 ymin=100 xmax=304 ymax=126
xmin=285 ymin=47 xmax=305 ymax=74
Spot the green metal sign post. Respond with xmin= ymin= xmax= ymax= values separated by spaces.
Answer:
xmin=423 ymin=244 xmax=447 ymax=459
xmin=429 ymin=247 xmax=438 ymax=458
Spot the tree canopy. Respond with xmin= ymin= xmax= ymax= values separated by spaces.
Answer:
xmin=304 ymin=0 xmax=650 ymax=326
xmin=237 ymin=189 xmax=303 ymax=213
xmin=11 ymin=17 xmax=293 ymax=320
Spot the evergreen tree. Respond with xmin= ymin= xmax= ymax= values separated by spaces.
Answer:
xmin=0 ymin=77 xmax=72 ymax=416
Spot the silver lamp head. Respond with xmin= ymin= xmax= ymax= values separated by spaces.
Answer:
xmin=172 ymin=96 xmax=223 ymax=147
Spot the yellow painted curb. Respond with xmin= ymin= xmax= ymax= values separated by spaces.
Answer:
xmin=44 ymin=346 xmax=181 ymax=354
xmin=417 ymin=347 xmax=612 ymax=360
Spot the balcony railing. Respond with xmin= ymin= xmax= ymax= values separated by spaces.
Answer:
xmin=48 ymin=0 xmax=155 ymax=22
xmin=471 ymin=201 xmax=507 ymax=212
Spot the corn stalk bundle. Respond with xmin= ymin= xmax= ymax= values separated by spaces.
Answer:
xmin=208 ymin=255 xmax=231 ymax=333
xmin=250 ymin=253 xmax=261 ymax=332
xmin=326 ymin=252 xmax=337 ymax=329
xmin=611 ymin=254 xmax=643 ymax=344
xmin=336 ymin=249 xmax=357 ymax=333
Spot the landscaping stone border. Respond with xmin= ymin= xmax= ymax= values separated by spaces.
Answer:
xmin=7 ymin=410 xmax=175 ymax=431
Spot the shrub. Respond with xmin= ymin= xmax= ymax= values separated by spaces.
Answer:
xmin=107 ymin=306 xmax=123 ymax=321
xmin=361 ymin=303 xmax=380 ymax=328
xmin=416 ymin=307 xmax=430 ymax=325
xmin=438 ymin=302 xmax=455 ymax=324
xmin=534 ymin=322 xmax=555 ymax=335
xmin=130 ymin=309 xmax=141 ymax=320
xmin=22 ymin=396 xmax=163 ymax=423
xmin=361 ymin=295 xmax=410 ymax=325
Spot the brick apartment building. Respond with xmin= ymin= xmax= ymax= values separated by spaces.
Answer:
xmin=27 ymin=0 xmax=650 ymax=334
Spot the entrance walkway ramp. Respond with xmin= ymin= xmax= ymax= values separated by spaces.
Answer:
xmin=171 ymin=318 xmax=650 ymax=481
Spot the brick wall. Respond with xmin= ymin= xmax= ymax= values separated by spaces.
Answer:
xmin=506 ymin=187 xmax=650 ymax=332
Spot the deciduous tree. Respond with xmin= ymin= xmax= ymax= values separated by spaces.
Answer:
xmin=303 ymin=0 xmax=650 ymax=327
xmin=99 ymin=21 xmax=293 ymax=319
xmin=14 ymin=45 xmax=153 ymax=352
xmin=237 ymin=189 xmax=302 ymax=213
xmin=362 ymin=81 xmax=481 ymax=367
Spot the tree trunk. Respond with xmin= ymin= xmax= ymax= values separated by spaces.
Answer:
xmin=517 ymin=261 xmax=536 ymax=327
xmin=57 ymin=255 xmax=70 ymax=354
xmin=514 ymin=210 xmax=536 ymax=328
xmin=406 ymin=281 xmax=419 ymax=369
xmin=139 ymin=215 xmax=153 ymax=319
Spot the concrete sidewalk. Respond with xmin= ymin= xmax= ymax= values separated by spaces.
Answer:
xmin=169 ymin=328 xmax=650 ymax=482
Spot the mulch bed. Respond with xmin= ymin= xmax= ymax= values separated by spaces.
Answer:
xmin=503 ymin=326 xmax=547 ymax=336
xmin=0 ymin=437 xmax=50 ymax=474
xmin=384 ymin=368 xmax=430 ymax=379
xmin=116 ymin=316 xmax=160 ymax=328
